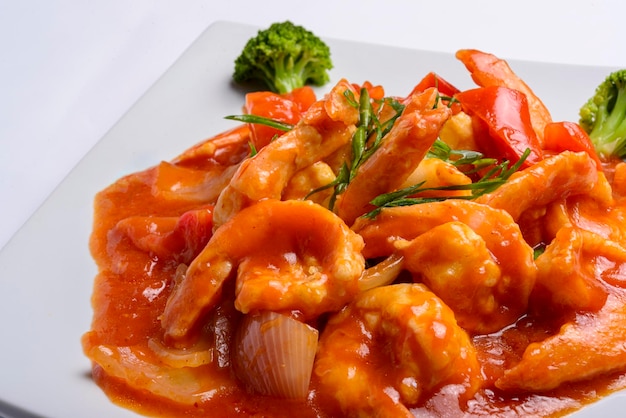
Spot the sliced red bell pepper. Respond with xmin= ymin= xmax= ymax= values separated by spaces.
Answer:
xmin=455 ymin=86 xmax=543 ymax=167
xmin=406 ymin=72 xmax=461 ymax=113
xmin=543 ymin=121 xmax=603 ymax=170
xmin=114 ymin=206 xmax=214 ymax=264
xmin=168 ymin=206 xmax=215 ymax=262
xmin=351 ymin=80 xmax=386 ymax=101
xmin=282 ymin=85 xmax=317 ymax=113
xmin=409 ymin=71 xmax=461 ymax=97
xmin=244 ymin=86 xmax=317 ymax=149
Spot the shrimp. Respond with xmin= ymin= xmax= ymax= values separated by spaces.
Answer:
xmin=282 ymin=161 xmax=336 ymax=206
xmin=538 ymin=171 xmax=616 ymax=245
xmin=496 ymin=291 xmax=626 ymax=393
xmin=314 ymin=283 xmax=482 ymax=418
xmin=438 ymin=110 xmax=479 ymax=151
xmin=395 ymin=222 xmax=512 ymax=334
xmin=212 ymin=79 xmax=359 ymax=229
xmin=399 ymin=157 xmax=473 ymax=199
xmin=612 ymin=161 xmax=626 ymax=198
xmin=456 ymin=49 xmax=552 ymax=145
xmin=335 ymin=87 xmax=452 ymax=226
xmin=532 ymin=226 xmax=624 ymax=312
xmin=352 ymin=200 xmax=537 ymax=334
xmin=161 ymin=199 xmax=365 ymax=343
xmin=496 ymin=220 xmax=626 ymax=392
xmin=475 ymin=151 xmax=600 ymax=222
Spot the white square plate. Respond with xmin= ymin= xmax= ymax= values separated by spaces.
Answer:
xmin=0 ymin=20 xmax=623 ymax=418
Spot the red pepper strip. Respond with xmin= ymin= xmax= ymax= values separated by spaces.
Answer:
xmin=244 ymin=86 xmax=317 ymax=150
xmin=456 ymin=49 xmax=553 ymax=146
xmin=543 ymin=121 xmax=603 ymax=170
xmin=350 ymin=81 xmax=386 ymax=101
xmin=282 ymin=85 xmax=318 ymax=113
xmin=169 ymin=206 xmax=215 ymax=262
xmin=406 ymin=72 xmax=462 ymax=113
xmin=455 ymin=86 xmax=543 ymax=167
xmin=115 ymin=205 xmax=214 ymax=264
xmin=409 ymin=71 xmax=461 ymax=97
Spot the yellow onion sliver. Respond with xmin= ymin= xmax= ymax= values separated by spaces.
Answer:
xmin=235 ymin=311 xmax=319 ymax=399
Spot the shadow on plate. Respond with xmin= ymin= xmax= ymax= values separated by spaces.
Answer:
xmin=0 ymin=399 xmax=46 ymax=418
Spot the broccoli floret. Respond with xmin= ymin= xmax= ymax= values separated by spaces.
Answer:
xmin=579 ymin=69 xmax=626 ymax=159
xmin=233 ymin=21 xmax=333 ymax=94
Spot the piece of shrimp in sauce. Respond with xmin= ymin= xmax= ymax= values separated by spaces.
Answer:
xmin=532 ymin=226 xmax=624 ymax=312
xmin=282 ymin=161 xmax=337 ymax=206
xmin=497 ymin=289 xmax=626 ymax=393
xmin=212 ymin=79 xmax=360 ymax=229
xmin=315 ymin=283 xmax=482 ymax=418
xmin=353 ymin=200 xmax=537 ymax=334
xmin=334 ymin=87 xmax=452 ymax=226
xmin=161 ymin=199 xmax=365 ymax=344
xmin=475 ymin=151 xmax=602 ymax=222
xmin=497 ymin=209 xmax=626 ymax=392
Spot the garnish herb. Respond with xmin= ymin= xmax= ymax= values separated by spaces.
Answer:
xmin=427 ymin=139 xmax=498 ymax=174
xmin=225 ymin=114 xmax=289 ymax=158
xmin=533 ymin=243 xmax=546 ymax=259
xmin=225 ymin=114 xmax=294 ymax=132
xmin=306 ymin=88 xmax=406 ymax=209
xmin=248 ymin=141 xmax=258 ymax=157
xmin=226 ymin=93 xmax=528 ymax=220
xmin=363 ymin=148 xmax=531 ymax=219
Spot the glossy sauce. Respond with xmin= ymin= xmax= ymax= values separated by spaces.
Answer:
xmin=82 ymin=73 xmax=626 ymax=416
xmin=81 ymin=157 xmax=626 ymax=417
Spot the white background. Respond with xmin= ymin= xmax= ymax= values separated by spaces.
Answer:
xmin=2 ymin=0 xmax=626 ymax=251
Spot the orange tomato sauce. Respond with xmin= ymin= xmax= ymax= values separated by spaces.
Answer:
xmin=82 ymin=79 xmax=626 ymax=417
xmin=82 ymin=165 xmax=343 ymax=417
xmin=81 ymin=157 xmax=626 ymax=418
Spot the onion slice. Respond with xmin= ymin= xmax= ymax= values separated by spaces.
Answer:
xmin=358 ymin=253 xmax=405 ymax=291
xmin=234 ymin=311 xmax=318 ymax=399
xmin=147 ymin=337 xmax=214 ymax=368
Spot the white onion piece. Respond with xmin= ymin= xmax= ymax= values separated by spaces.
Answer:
xmin=86 ymin=344 xmax=229 ymax=405
xmin=235 ymin=311 xmax=318 ymax=399
xmin=147 ymin=337 xmax=214 ymax=368
xmin=358 ymin=253 xmax=405 ymax=291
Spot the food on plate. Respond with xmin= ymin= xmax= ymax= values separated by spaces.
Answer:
xmin=315 ymin=283 xmax=482 ymax=418
xmin=233 ymin=21 xmax=333 ymax=94
xmin=82 ymin=41 xmax=626 ymax=417
xmin=455 ymin=48 xmax=553 ymax=145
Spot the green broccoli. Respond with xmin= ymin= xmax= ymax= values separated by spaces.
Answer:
xmin=233 ymin=21 xmax=333 ymax=94
xmin=579 ymin=69 xmax=626 ymax=159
